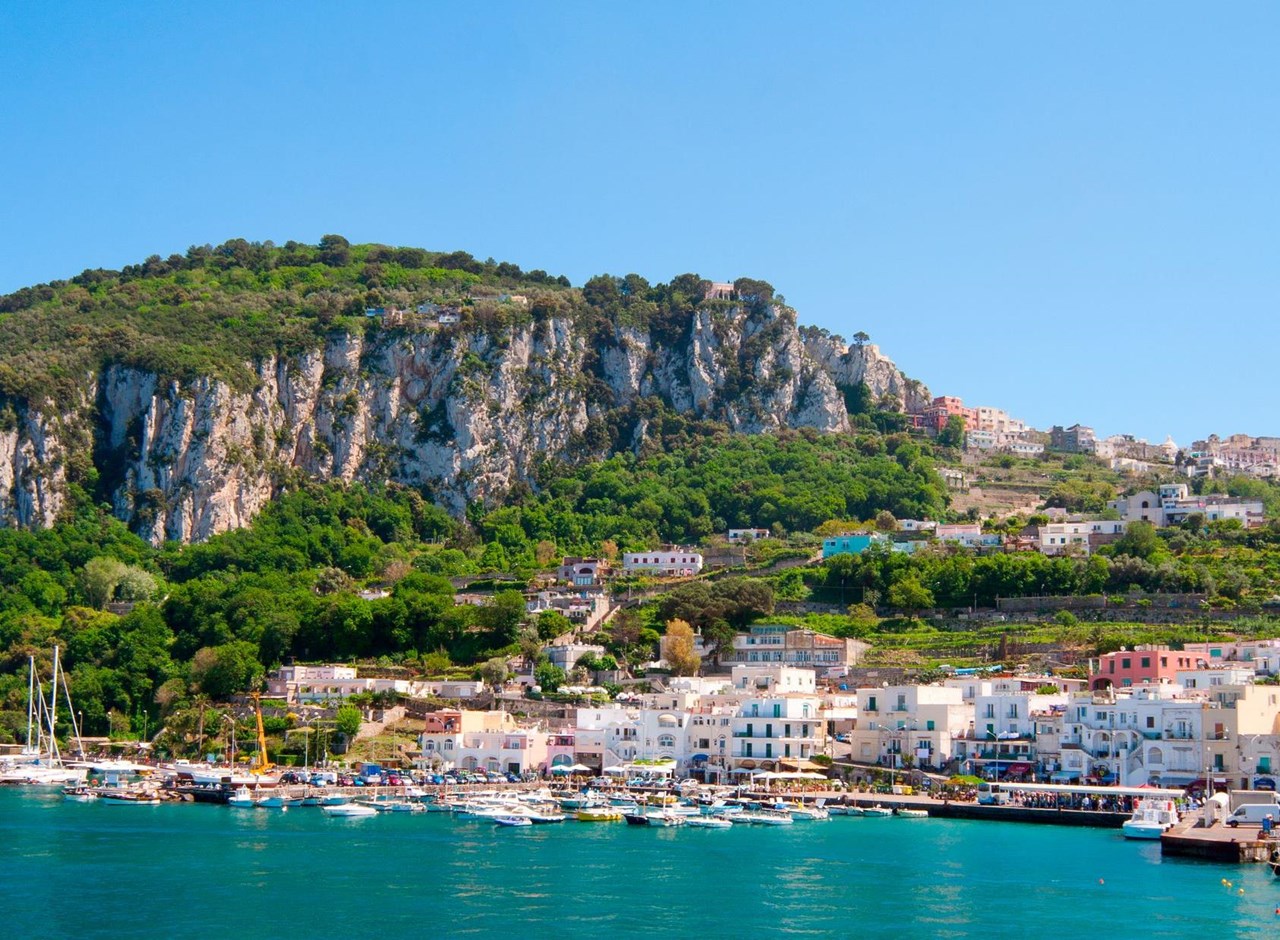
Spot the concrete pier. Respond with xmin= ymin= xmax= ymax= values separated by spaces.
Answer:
xmin=1160 ymin=818 xmax=1278 ymax=864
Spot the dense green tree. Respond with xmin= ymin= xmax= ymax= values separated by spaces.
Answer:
xmin=191 ymin=641 xmax=262 ymax=699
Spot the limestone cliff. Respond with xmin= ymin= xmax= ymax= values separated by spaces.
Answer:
xmin=1 ymin=303 xmax=927 ymax=543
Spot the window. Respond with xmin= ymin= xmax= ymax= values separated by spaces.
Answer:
xmin=698 ymin=738 xmax=709 ymax=749
xmin=1146 ymin=716 xmax=1155 ymax=729
xmin=926 ymin=720 xmax=935 ymax=731
xmin=1261 ymin=757 xmax=1272 ymax=772
xmin=765 ymin=743 xmax=773 ymax=758
xmin=868 ymin=696 xmax=877 ymax=712
xmin=1121 ymin=658 xmax=1131 ymax=669
xmin=773 ymin=704 xmax=782 ymax=718
xmin=745 ymin=724 xmax=753 ymax=738
xmin=766 ymin=724 xmax=774 ymax=739
xmin=657 ymin=734 xmax=675 ymax=748
xmin=1161 ymin=657 xmax=1168 ymax=667
xmin=745 ymin=743 xmax=753 ymax=757
xmin=784 ymin=724 xmax=792 ymax=737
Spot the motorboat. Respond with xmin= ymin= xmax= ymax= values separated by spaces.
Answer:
xmin=828 ymin=805 xmax=863 ymax=816
xmin=860 ymin=804 xmax=893 ymax=817
xmin=686 ymin=816 xmax=733 ymax=829
xmin=575 ymin=806 xmax=624 ymax=821
xmin=896 ymin=808 xmax=929 ymax=819
xmin=387 ymin=800 xmax=427 ymax=813
xmin=494 ymin=815 xmax=533 ymax=827
xmin=624 ymin=812 xmax=650 ymax=826
xmin=779 ymin=802 xmax=829 ymax=820
xmin=752 ymin=811 xmax=793 ymax=826
xmin=700 ymin=801 xmax=743 ymax=817
xmin=226 ymin=787 xmax=256 ymax=808
xmin=645 ymin=811 xmax=685 ymax=827
xmin=1121 ymin=798 xmax=1179 ymax=840
xmin=255 ymin=793 xmax=303 ymax=809
xmin=322 ymin=802 xmax=378 ymax=818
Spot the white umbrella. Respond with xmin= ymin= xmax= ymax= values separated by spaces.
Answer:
xmin=550 ymin=765 xmax=573 ymax=775
xmin=603 ymin=766 xmax=627 ymax=775
xmin=566 ymin=764 xmax=593 ymax=773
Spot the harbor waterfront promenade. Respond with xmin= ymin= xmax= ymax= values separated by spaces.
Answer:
xmin=3 ymin=788 xmax=1280 ymax=938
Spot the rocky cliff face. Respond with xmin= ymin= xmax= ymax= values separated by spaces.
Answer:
xmin=1 ymin=303 xmax=927 ymax=543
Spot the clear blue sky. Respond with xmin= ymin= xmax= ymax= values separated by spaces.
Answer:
xmin=2 ymin=2 xmax=1276 ymax=444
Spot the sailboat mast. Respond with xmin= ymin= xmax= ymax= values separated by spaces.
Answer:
xmin=46 ymin=646 xmax=61 ymax=765
xmin=25 ymin=655 xmax=35 ymax=754
xmin=61 ymin=663 xmax=83 ymax=758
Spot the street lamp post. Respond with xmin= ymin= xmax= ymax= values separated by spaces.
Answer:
xmin=221 ymin=713 xmax=236 ymax=767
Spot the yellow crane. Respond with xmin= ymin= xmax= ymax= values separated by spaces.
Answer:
xmin=250 ymin=691 xmax=273 ymax=774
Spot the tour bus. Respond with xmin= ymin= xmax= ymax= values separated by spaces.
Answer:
xmin=976 ymin=782 xmax=1010 ymax=805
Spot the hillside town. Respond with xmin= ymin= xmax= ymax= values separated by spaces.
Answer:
xmin=263 ymin=638 xmax=1280 ymax=794
xmin=905 ymin=390 xmax=1279 ymax=482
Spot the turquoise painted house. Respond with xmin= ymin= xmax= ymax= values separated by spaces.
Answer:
xmin=821 ymin=534 xmax=883 ymax=558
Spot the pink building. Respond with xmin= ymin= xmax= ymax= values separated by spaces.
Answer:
xmin=545 ymin=732 xmax=577 ymax=771
xmin=923 ymin=396 xmax=978 ymax=432
xmin=1088 ymin=646 xmax=1195 ymax=691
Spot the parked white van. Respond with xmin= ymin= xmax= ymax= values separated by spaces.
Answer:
xmin=1225 ymin=803 xmax=1280 ymax=827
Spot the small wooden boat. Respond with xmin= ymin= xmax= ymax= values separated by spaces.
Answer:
xmin=98 ymin=789 xmax=161 ymax=806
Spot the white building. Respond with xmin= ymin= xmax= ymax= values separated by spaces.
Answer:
xmin=622 ymin=549 xmax=703 ymax=577
xmin=728 ymin=693 xmax=823 ymax=773
xmin=418 ymin=709 xmax=550 ymax=776
xmin=953 ymin=688 xmax=1068 ymax=778
xmin=1007 ymin=440 xmax=1045 ymax=457
xmin=1057 ymin=687 xmax=1207 ymax=787
xmin=1109 ymin=484 xmax=1265 ymax=527
xmin=848 ymin=685 xmax=969 ymax=772
xmin=1037 ymin=519 xmax=1128 ymax=555
xmin=544 ymin=643 xmax=607 ymax=673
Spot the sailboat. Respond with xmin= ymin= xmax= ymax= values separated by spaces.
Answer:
xmin=0 ymin=649 xmax=86 ymax=788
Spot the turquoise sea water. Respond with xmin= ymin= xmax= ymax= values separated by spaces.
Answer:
xmin=2 ymin=789 xmax=1279 ymax=938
